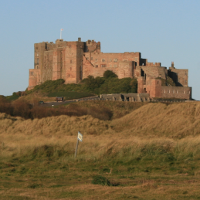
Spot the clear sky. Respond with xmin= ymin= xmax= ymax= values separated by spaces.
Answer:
xmin=0 ymin=0 xmax=199 ymax=99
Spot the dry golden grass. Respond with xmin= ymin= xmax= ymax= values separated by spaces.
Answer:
xmin=1 ymin=101 xmax=200 ymax=199
xmin=111 ymin=101 xmax=200 ymax=138
xmin=1 ymin=101 xmax=200 ymax=159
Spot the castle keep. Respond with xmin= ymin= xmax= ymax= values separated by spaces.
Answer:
xmin=28 ymin=38 xmax=192 ymax=99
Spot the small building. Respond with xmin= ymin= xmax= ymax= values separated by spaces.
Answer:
xmin=56 ymin=97 xmax=64 ymax=102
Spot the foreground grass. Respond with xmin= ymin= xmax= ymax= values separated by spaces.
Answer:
xmin=1 ymin=133 xmax=200 ymax=199
xmin=1 ymin=102 xmax=200 ymax=199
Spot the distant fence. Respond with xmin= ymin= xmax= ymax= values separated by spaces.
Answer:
xmin=100 ymin=93 xmax=150 ymax=102
xmin=74 ymin=94 xmax=189 ymax=103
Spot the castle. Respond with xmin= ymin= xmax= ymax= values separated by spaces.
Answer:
xmin=28 ymin=38 xmax=192 ymax=100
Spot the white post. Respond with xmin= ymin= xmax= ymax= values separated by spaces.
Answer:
xmin=75 ymin=139 xmax=79 ymax=158
xmin=60 ymin=28 xmax=63 ymax=39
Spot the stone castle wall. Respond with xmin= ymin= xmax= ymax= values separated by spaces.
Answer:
xmin=28 ymin=38 xmax=191 ymax=100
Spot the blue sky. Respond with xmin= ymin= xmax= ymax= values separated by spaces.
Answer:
xmin=0 ymin=0 xmax=199 ymax=99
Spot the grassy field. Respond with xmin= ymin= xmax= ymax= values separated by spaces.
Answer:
xmin=1 ymin=101 xmax=200 ymax=199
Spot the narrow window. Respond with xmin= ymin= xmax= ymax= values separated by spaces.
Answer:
xmin=70 ymin=60 xmax=72 ymax=64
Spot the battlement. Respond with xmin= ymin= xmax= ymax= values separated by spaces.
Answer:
xmin=146 ymin=62 xmax=161 ymax=67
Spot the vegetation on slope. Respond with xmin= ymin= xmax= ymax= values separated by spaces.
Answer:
xmin=1 ymin=100 xmax=200 ymax=199
xmin=1 ymin=102 xmax=200 ymax=199
xmin=24 ymin=70 xmax=137 ymax=100
xmin=111 ymin=102 xmax=200 ymax=138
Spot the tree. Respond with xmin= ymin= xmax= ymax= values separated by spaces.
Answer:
xmin=103 ymin=70 xmax=118 ymax=79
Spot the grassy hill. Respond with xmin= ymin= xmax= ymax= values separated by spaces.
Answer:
xmin=1 ymin=101 xmax=200 ymax=199
xmin=5 ymin=71 xmax=138 ymax=102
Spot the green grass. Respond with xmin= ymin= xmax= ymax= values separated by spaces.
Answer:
xmin=1 ymin=141 xmax=200 ymax=199
xmin=25 ymin=74 xmax=137 ymax=97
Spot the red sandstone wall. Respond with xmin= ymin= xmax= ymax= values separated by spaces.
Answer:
xmin=150 ymin=79 xmax=162 ymax=98
xmin=137 ymin=77 xmax=145 ymax=93
xmin=52 ymin=48 xmax=62 ymax=80
xmin=118 ymin=61 xmax=133 ymax=78
xmin=85 ymin=52 xmax=140 ymax=69
xmin=28 ymin=69 xmax=40 ymax=90
xmin=82 ymin=58 xmax=134 ymax=79
xmin=169 ymin=68 xmax=188 ymax=87
xmin=161 ymin=86 xmax=191 ymax=99
xmin=64 ymin=42 xmax=83 ymax=84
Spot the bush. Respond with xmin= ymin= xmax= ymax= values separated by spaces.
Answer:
xmin=92 ymin=175 xmax=111 ymax=186
xmin=6 ymin=92 xmax=20 ymax=101
xmin=99 ymin=77 xmax=137 ymax=94
xmin=103 ymin=70 xmax=118 ymax=79
xmin=24 ymin=74 xmax=137 ymax=97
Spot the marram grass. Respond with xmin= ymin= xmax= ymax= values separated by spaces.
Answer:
xmin=1 ymin=102 xmax=200 ymax=199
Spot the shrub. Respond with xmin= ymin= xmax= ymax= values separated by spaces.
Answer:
xmin=92 ymin=175 xmax=111 ymax=186
xmin=103 ymin=70 xmax=118 ymax=79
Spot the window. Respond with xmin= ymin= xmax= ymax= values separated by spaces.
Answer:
xmin=114 ymin=58 xmax=118 ymax=62
xmin=114 ymin=64 xmax=117 ymax=68
xmin=102 ymin=58 xmax=105 ymax=62
xmin=95 ymin=59 xmax=98 ymax=61
xmin=91 ymin=57 xmax=93 ymax=60
xmin=101 ymin=64 xmax=106 ymax=67
xmin=86 ymin=57 xmax=89 ymax=60
xmin=70 ymin=60 xmax=72 ymax=64
xmin=95 ymin=65 xmax=98 ymax=68
xmin=30 ymin=72 xmax=34 ymax=76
